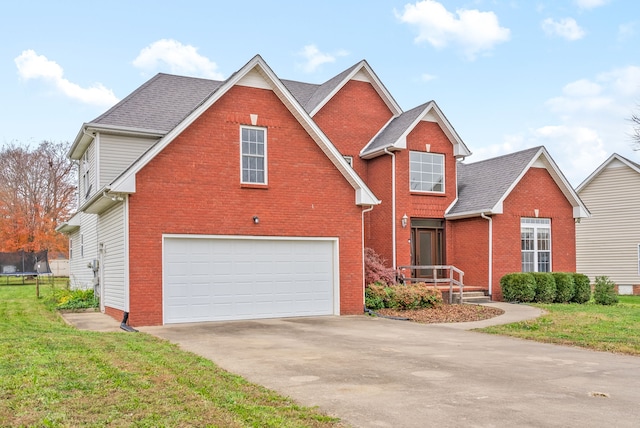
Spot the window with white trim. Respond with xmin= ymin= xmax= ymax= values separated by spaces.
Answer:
xmin=409 ymin=151 xmax=444 ymax=193
xmin=521 ymin=218 xmax=551 ymax=272
xmin=241 ymin=126 xmax=267 ymax=184
xmin=82 ymin=151 xmax=92 ymax=199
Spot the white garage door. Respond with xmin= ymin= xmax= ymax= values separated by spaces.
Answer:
xmin=163 ymin=236 xmax=337 ymax=323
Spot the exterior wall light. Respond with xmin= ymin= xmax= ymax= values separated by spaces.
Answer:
xmin=253 ymin=216 xmax=260 ymax=224
xmin=401 ymin=213 xmax=408 ymax=228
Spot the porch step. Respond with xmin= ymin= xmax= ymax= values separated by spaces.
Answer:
xmin=450 ymin=291 xmax=491 ymax=304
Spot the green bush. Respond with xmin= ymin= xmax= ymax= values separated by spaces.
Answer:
xmin=531 ymin=272 xmax=556 ymax=303
xmin=572 ymin=273 xmax=592 ymax=304
xmin=53 ymin=287 xmax=98 ymax=310
xmin=552 ymin=272 xmax=575 ymax=303
xmin=365 ymin=282 xmax=442 ymax=310
xmin=593 ymin=276 xmax=618 ymax=305
xmin=365 ymin=282 xmax=388 ymax=310
xmin=500 ymin=273 xmax=536 ymax=302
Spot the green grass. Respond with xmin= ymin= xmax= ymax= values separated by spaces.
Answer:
xmin=480 ymin=296 xmax=640 ymax=356
xmin=0 ymin=284 xmax=342 ymax=427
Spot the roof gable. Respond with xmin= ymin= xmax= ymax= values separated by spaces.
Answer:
xmin=577 ymin=153 xmax=640 ymax=193
xmin=69 ymin=74 xmax=222 ymax=159
xmin=447 ymin=146 xmax=589 ymax=219
xmin=302 ymin=60 xmax=402 ymax=117
xmin=105 ymin=55 xmax=380 ymax=207
xmin=360 ymin=101 xmax=472 ymax=159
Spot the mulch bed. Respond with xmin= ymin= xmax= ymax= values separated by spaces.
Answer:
xmin=375 ymin=304 xmax=505 ymax=324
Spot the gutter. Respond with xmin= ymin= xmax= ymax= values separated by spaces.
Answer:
xmin=480 ymin=213 xmax=493 ymax=298
xmin=383 ymin=148 xmax=397 ymax=268
xmin=361 ymin=205 xmax=374 ymax=312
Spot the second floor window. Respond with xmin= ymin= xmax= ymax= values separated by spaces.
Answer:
xmin=241 ymin=126 xmax=267 ymax=184
xmin=409 ymin=151 xmax=444 ymax=193
xmin=82 ymin=151 xmax=92 ymax=198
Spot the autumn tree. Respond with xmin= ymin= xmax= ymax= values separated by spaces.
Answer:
xmin=0 ymin=141 xmax=76 ymax=253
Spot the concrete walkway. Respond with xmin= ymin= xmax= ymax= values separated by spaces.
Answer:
xmin=61 ymin=304 xmax=640 ymax=427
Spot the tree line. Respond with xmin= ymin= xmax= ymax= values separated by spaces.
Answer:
xmin=0 ymin=141 xmax=76 ymax=254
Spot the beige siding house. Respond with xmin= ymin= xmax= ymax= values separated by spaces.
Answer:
xmin=576 ymin=153 xmax=640 ymax=294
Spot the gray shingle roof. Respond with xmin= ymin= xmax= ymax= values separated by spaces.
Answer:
xmin=447 ymin=146 xmax=543 ymax=216
xmin=90 ymin=73 xmax=223 ymax=133
xmin=362 ymin=102 xmax=431 ymax=155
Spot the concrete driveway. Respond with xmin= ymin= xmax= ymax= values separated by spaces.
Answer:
xmin=141 ymin=312 xmax=640 ymax=428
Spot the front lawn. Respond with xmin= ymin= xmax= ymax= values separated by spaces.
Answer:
xmin=479 ymin=296 xmax=640 ymax=356
xmin=0 ymin=284 xmax=342 ymax=427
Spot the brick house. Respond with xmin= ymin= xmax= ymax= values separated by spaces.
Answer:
xmin=58 ymin=55 xmax=588 ymax=326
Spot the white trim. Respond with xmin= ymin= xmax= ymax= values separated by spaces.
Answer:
xmin=161 ymin=234 xmax=341 ymax=324
xmin=124 ymin=195 xmax=130 ymax=313
xmin=577 ymin=153 xmax=640 ymax=192
xmin=240 ymin=125 xmax=268 ymax=185
xmin=521 ymin=217 xmax=552 ymax=272
xmin=309 ymin=61 xmax=402 ymax=118
xmin=108 ymin=55 xmax=379 ymax=207
xmin=409 ymin=151 xmax=445 ymax=194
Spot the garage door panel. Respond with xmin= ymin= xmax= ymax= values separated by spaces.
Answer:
xmin=164 ymin=237 xmax=336 ymax=323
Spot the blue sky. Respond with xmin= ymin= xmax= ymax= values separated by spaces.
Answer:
xmin=2 ymin=0 xmax=639 ymax=186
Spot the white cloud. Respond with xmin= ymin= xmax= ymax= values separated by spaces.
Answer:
xmin=542 ymin=18 xmax=586 ymax=41
xmin=617 ymin=22 xmax=636 ymax=41
xmin=296 ymin=45 xmax=348 ymax=73
xmin=472 ymin=65 xmax=640 ymax=186
xmin=133 ymin=39 xmax=224 ymax=79
xmin=574 ymin=0 xmax=610 ymax=10
xmin=421 ymin=73 xmax=437 ymax=82
xmin=396 ymin=0 xmax=510 ymax=60
xmin=14 ymin=50 xmax=119 ymax=107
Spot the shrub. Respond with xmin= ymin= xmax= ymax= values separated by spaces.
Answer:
xmin=572 ymin=273 xmax=592 ymax=304
xmin=500 ymin=273 xmax=536 ymax=302
xmin=53 ymin=288 xmax=98 ymax=310
xmin=364 ymin=247 xmax=397 ymax=286
xmin=365 ymin=282 xmax=387 ymax=310
xmin=365 ymin=282 xmax=442 ymax=310
xmin=530 ymin=272 xmax=556 ymax=303
xmin=593 ymin=276 xmax=618 ymax=305
xmin=552 ymin=272 xmax=575 ymax=303
xmin=388 ymin=283 xmax=442 ymax=310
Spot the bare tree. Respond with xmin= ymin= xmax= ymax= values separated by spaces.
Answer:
xmin=0 ymin=141 xmax=76 ymax=253
xmin=632 ymin=112 xmax=640 ymax=150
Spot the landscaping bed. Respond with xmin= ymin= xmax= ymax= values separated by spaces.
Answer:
xmin=375 ymin=303 xmax=504 ymax=324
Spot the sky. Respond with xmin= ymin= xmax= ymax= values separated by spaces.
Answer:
xmin=2 ymin=0 xmax=639 ymax=187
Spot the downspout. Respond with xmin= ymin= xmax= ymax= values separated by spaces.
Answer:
xmin=481 ymin=213 xmax=493 ymax=298
xmin=383 ymin=148 xmax=397 ymax=268
xmin=362 ymin=205 xmax=374 ymax=312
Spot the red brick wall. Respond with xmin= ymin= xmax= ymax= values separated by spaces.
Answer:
xmin=313 ymin=79 xmax=393 ymax=179
xmin=448 ymin=217 xmax=490 ymax=288
xmin=491 ymin=167 xmax=575 ymax=300
xmin=122 ymin=85 xmax=366 ymax=326
xmin=365 ymin=155 xmax=394 ymax=267
xmin=394 ymin=121 xmax=458 ymax=267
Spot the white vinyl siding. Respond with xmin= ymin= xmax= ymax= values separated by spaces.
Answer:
xmin=68 ymin=212 xmax=98 ymax=290
xmin=99 ymin=134 xmax=159 ymax=187
xmin=79 ymin=144 xmax=96 ymax=202
xmin=98 ymin=203 xmax=127 ymax=311
xmin=577 ymin=163 xmax=640 ymax=285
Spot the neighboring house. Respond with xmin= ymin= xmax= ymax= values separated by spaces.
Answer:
xmin=576 ymin=153 xmax=640 ymax=295
xmin=57 ymin=55 xmax=588 ymax=326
